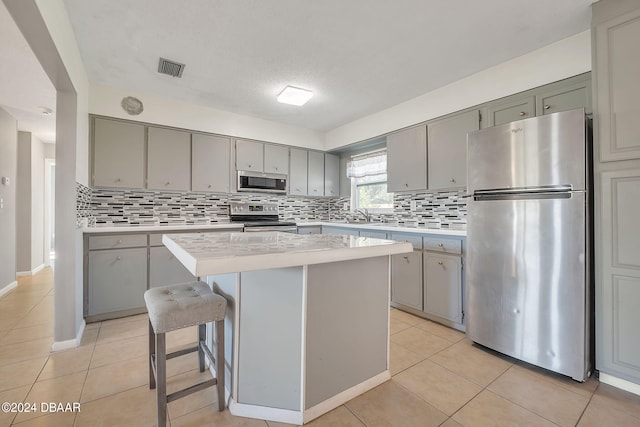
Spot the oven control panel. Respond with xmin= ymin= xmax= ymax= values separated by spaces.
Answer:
xmin=230 ymin=202 xmax=279 ymax=215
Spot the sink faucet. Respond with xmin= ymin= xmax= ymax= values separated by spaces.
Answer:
xmin=354 ymin=208 xmax=371 ymax=223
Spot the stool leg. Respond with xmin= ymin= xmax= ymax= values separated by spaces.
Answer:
xmin=156 ymin=332 xmax=167 ymax=427
xmin=216 ymin=319 xmax=225 ymax=411
xmin=148 ymin=320 xmax=156 ymax=390
xmin=198 ymin=324 xmax=206 ymax=372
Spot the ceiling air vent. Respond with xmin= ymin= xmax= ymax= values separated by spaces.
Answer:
xmin=157 ymin=57 xmax=185 ymax=78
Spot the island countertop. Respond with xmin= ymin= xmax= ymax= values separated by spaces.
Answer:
xmin=163 ymin=231 xmax=413 ymax=277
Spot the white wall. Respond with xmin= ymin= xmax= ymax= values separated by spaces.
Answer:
xmin=16 ymin=131 xmax=49 ymax=274
xmin=325 ymin=31 xmax=592 ymax=150
xmin=0 ymin=107 xmax=17 ymax=293
xmin=6 ymin=0 xmax=90 ymax=346
xmin=90 ymin=84 xmax=325 ymax=150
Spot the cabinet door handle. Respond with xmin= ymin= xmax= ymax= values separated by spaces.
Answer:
xmin=405 ymin=183 xmax=409 ymax=187
xmin=450 ymin=178 xmax=456 ymax=183
xmin=208 ymin=184 xmax=212 ymax=188
xmin=544 ymin=104 xmax=551 ymax=110
xmin=403 ymin=256 xmax=410 ymax=263
xmin=165 ymin=181 xmax=171 ymax=185
xmin=274 ymin=166 xmax=278 ymax=171
xmin=115 ymin=178 xmax=121 ymax=182
xmin=116 ymin=256 xmax=122 ymax=261
xmin=519 ymin=111 xmax=526 ymax=116
xmin=117 ymin=240 xmax=123 ymax=244
xmin=438 ymin=243 xmax=444 ymax=247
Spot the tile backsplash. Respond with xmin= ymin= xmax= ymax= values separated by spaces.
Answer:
xmin=78 ymin=185 xmax=467 ymax=229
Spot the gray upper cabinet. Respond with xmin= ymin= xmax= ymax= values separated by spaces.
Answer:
xmin=92 ymin=118 xmax=145 ymax=189
xmin=236 ymin=139 xmax=264 ymax=171
xmin=147 ymin=127 xmax=191 ymax=191
xmin=264 ymin=144 xmax=289 ymax=175
xmin=486 ymin=95 xmax=536 ymax=127
xmin=387 ymin=125 xmax=428 ymax=192
xmin=192 ymin=134 xmax=230 ymax=193
xmin=339 ymin=156 xmax=351 ymax=198
xmin=535 ymin=77 xmax=592 ymax=116
xmin=324 ymin=153 xmax=340 ymax=197
xmin=289 ymin=148 xmax=308 ymax=196
xmin=593 ymin=3 xmax=640 ymax=162
xmin=308 ymin=151 xmax=325 ymax=196
xmin=427 ymin=110 xmax=479 ymax=190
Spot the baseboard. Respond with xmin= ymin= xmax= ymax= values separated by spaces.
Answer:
xmin=599 ymin=372 xmax=640 ymax=396
xmin=51 ymin=320 xmax=86 ymax=352
xmin=0 ymin=281 xmax=18 ymax=298
xmin=16 ymin=264 xmax=46 ymax=277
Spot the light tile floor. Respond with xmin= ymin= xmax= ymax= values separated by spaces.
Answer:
xmin=1 ymin=268 xmax=639 ymax=426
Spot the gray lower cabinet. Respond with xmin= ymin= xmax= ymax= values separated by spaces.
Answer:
xmin=149 ymin=246 xmax=195 ymax=288
xmin=423 ymin=252 xmax=462 ymax=324
xmin=87 ymin=247 xmax=147 ymax=317
xmin=391 ymin=251 xmax=423 ymax=311
xmin=390 ymin=233 xmax=423 ymax=311
xmin=85 ymin=229 xmax=231 ymax=321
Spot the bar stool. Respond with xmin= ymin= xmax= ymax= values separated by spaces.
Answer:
xmin=144 ymin=281 xmax=226 ymax=427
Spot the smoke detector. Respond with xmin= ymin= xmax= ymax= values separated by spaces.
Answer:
xmin=158 ymin=57 xmax=185 ymax=78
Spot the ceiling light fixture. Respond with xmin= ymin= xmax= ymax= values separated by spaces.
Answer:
xmin=277 ymin=86 xmax=313 ymax=106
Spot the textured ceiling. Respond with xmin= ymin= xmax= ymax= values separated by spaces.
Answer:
xmin=0 ymin=3 xmax=56 ymax=143
xmin=1 ymin=1 xmax=593 ymax=143
xmin=62 ymin=0 xmax=593 ymax=132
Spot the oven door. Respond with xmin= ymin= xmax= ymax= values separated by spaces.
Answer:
xmin=243 ymin=226 xmax=298 ymax=233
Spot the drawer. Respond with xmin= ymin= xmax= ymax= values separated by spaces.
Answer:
xmin=88 ymin=234 xmax=148 ymax=250
xmin=360 ymin=230 xmax=388 ymax=239
xmin=390 ymin=233 xmax=423 ymax=250
xmin=423 ymin=237 xmax=462 ymax=254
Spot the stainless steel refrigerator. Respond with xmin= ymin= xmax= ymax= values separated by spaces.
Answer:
xmin=466 ymin=108 xmax=592 ymax=381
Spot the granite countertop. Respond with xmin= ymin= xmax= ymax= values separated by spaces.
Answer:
xmin=81 ymin=221 xmax=466 ymax=237
xmin=297 ymin=221 xmax=467 ymax=237
xmin=163 ymin=232 xmax=413 ymax=276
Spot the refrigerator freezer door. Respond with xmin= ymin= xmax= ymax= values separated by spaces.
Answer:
xmin=467 ymin=108 xmax=586 ymax=193
xmin=466 ymin=191 xmax=588 ymax=380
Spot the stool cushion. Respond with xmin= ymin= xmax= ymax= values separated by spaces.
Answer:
xmin=145 ymin=281 xmax=226 ymax=333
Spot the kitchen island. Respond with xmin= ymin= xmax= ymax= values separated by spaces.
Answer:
xmin=163 ymin=231 xmax=412 ymax=424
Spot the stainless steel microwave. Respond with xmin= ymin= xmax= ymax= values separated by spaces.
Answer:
xmin=237 ymin=170 xmax=288 ymax=194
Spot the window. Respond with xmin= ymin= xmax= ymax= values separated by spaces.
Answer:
xmin=347 ymin=150 xmax=393 ymax=212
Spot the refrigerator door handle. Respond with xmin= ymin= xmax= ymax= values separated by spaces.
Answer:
xmin=473 ymin=186 xmax=579 ymax=201
xmin=474 ymin=185 xmax=573 ymax=197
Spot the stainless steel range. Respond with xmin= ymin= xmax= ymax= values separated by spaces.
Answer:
xmin=229 ymin=202 xmax=297 ymax=232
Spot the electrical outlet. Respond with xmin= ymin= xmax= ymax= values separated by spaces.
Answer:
xmin=343 ymin=202 xmax=349 ymax=211
xmin=410 ymin=200 xmax=417 ymax=210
